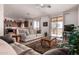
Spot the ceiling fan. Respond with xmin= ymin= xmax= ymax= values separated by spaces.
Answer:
xmin=36 ymin=4 xmax=51 ymax=8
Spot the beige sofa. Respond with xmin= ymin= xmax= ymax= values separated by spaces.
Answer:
xmin=0 ymin=39 xmax=69 ymax=55
xmin=11 ymin=42 xmax=40 ymax=55
xmin=0 ymin=39 xmax=40 ymax=55
xmin=0 ymin=39 xmax=17 ymax=55
xmin=17 ymin=28 xmax=43 ymax=42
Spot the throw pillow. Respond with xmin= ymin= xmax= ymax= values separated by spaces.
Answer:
xmin=20 ymin=33 xmax=27 ymax=41
xmin=0 ymin=34 xmax=14 ymax=44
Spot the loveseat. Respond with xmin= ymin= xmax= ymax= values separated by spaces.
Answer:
xmin=17 ymin=28 xmax=43 ymax=42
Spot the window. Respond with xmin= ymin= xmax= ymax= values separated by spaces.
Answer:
xmin=51 ymin=16 xmax=63 ymax=38
xmin=33 ymin=20 xmax=40 ymax=30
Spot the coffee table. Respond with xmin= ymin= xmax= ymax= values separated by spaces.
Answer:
xmin=41 ymin=37 xmax=57 ymax=48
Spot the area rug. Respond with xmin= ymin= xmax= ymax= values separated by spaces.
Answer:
xmin=26 ymin=40 xmax=57 ymax=54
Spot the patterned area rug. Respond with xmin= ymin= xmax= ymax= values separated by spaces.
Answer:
xmin=26 ymin=40 xmax=57 ymax=54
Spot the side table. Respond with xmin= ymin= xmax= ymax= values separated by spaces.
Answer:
xmin=12 ymin=35 xmax=21 ymax=43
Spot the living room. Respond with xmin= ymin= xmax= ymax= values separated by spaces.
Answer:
xmin=0 ymin=4 xmax=79 ymax=55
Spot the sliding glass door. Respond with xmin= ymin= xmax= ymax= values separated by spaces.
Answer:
xmin=50 ymin=16 xmax=63 ymax=39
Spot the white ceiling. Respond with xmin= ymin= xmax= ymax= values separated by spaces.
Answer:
xmin=4 ymin=4 xmax=77 ymax=19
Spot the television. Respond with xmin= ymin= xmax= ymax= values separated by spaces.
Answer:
xmin=7 ymin=29 xmax=13 ymax=32
xmin=64 ymin=24 xmax=74 ymax=31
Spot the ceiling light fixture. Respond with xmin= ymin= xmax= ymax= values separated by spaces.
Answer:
xmin=40 ymin=4 xmax=51 ymax=8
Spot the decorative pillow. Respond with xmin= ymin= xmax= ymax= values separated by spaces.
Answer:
xmin=26 ymin=29 xmax=30 ymax=35
xmin=18 ymin=29 xmax=29 ymax=36
xmin=29 ymin=29 xmax=35 ymax=34
xmin=18 ymin=29 xmax=25 ymax=34
xmin=0 ymin=34 xmax=14 ymax=44
xmin=20 ymin=33 xmax=27 ymax=41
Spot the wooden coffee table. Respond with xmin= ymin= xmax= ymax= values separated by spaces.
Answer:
xmin=41 ymin=37 xmax=57 ymax=48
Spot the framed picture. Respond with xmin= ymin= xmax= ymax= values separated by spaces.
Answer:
xmin=24 ymin=21 xmax=29 ymax=27
xmin=43 ymin=22 xmax=48 ymax=27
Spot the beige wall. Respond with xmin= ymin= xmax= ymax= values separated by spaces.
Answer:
xmin=77 ymin=6 xmax=79 ymax=32
xmin=64 ymin=6 xmax=78 ymax=26
xmin=0 ymin=4 xmax=4 ymax=36
xmin=41 ymin=16 xmax=50 ymax=36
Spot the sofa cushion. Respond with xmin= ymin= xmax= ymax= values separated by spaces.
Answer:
xmin=11 ymin=42 xmax=40 ymax=55
xmin=11 ymin=42 xmax=30 ymax=54
xmin=29 ymin=29 xmax=36 ymax=34
xmin=36 ymin=34 xmax=43 ymax=38
xmin=22 ymin=49 xmax=40 ymax=55
xmin=19 ymin=49 xmax=32 ymax=55
xmin=0 ymin=39 xmax=17 ymax=55
xmin=11 ymin=43 xmax=25 ymax=54
xmin=18 ymin=29 xmax=30 ymax=36
xmin=26 ymin=29 xmax=30 ymax=35
xmin=13 ymin=42 xmax=31 ymax=50
xmin=44 ymin=48 xmax=69 ymax=55
xmin=20 ymin=33 xmax=27 ymax=41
